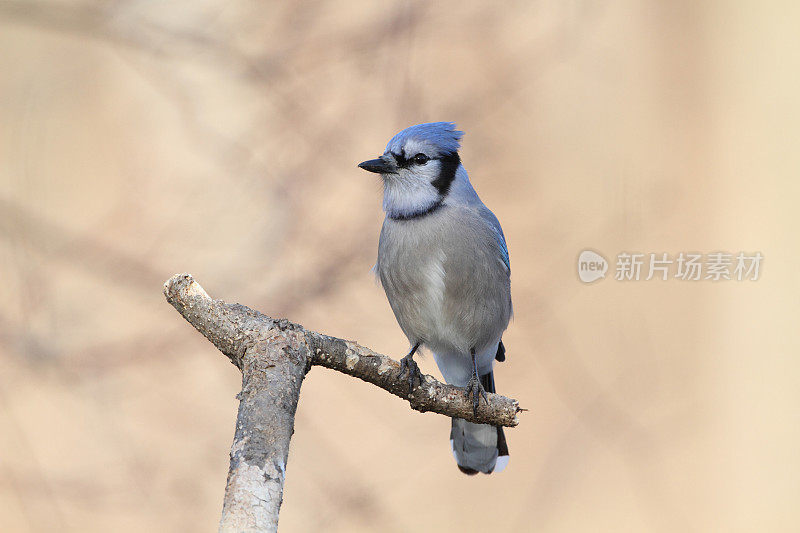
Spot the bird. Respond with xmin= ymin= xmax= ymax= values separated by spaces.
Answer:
xmin=358 ymin=122 xmax=512 ymax=475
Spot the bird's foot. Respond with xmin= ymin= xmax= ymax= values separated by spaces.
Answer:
xmin=399 ymin=355 xmax=423 ymax=395
xmin=464 ymin=373 xmax=489 ymax=416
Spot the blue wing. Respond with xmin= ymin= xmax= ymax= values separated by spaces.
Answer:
xmin=479 ymin=206 xmax=510 ymax=275
xmin=497 ymin=231 xmax=510 ymax=273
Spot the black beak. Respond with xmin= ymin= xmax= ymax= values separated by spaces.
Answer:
xmin=358 ymin=157 xmax=395 ymax=174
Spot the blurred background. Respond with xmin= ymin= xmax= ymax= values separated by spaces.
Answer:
xmin=1 ymin=1 xmax=799 ymax=531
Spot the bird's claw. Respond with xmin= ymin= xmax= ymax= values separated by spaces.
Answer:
xmin=464 ymin=374 xmax=489 ymax=416
xmin=399 ymin=355 xmax=423 ymax=395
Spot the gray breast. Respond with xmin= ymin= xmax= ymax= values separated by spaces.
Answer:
xmin=376 ymin=204 xmax=512 ymax=356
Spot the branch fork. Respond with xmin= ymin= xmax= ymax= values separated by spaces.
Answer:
xmin=163 ymin=273 xmax=522 ymax=532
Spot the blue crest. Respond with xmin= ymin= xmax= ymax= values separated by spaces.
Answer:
xmin=385 ymin=122 xmax=464 ymax=156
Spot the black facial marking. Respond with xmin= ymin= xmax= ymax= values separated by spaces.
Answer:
xmin=390 ymin=151 xmax=434 ymax=168
xmin=391 ymin=152 xmax=413 ymax=168
xmin=388 ymin=149 xmax=461 ymax=199
xmin=430 ymin=152 xmax=460 ymax=197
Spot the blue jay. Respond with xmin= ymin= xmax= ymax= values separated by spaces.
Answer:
xmin=358 ymin=122 xmax=512 ymax=475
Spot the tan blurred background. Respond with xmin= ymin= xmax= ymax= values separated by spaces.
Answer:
xmin=1 ymin=1 xmax=799 ymax=531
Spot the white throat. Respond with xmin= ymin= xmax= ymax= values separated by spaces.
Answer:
xmin=382 ymin=174 xmax=442 ymax=219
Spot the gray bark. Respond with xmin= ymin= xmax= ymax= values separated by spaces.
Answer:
xmin=163 ymin=273 xmax=522 ymax=532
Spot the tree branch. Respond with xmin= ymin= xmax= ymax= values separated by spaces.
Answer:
xmin=163 ymin=273 xmax=522 ymax=532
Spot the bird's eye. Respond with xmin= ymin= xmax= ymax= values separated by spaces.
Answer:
xmin=413 ymin=153 xmax=429 ymax=165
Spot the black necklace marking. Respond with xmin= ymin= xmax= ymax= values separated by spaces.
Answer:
xmin=388 ymin=199 xmax=445 ymax=221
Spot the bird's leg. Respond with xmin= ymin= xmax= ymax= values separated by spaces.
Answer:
xmin=464 ymin=347 xmax=489 ymax=416
xmin=399 ymin=342 xmax=422 ymax=395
